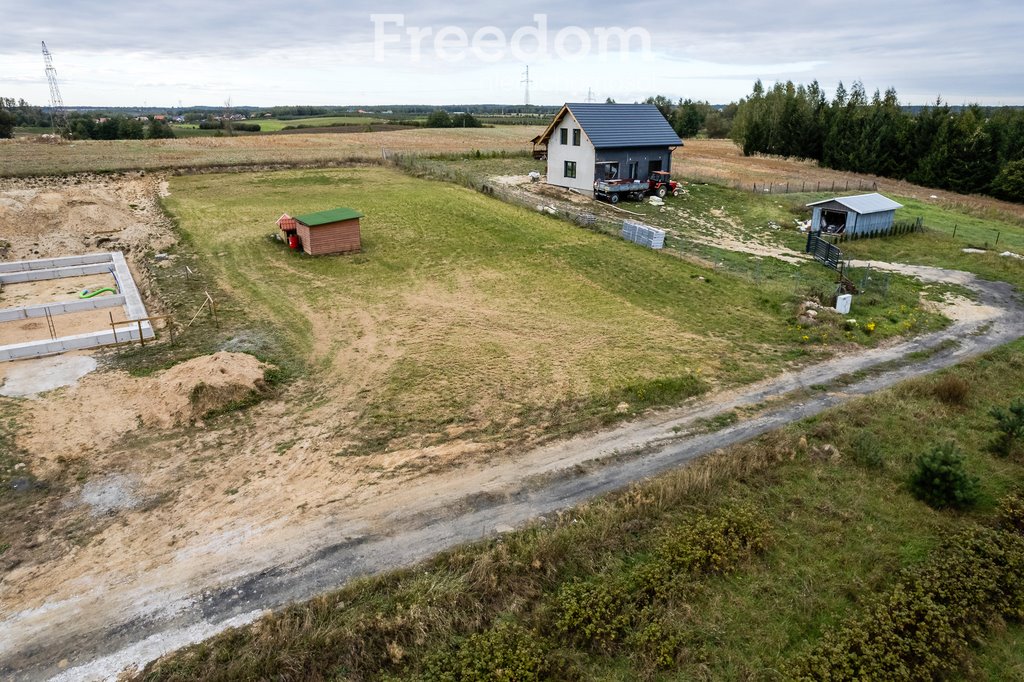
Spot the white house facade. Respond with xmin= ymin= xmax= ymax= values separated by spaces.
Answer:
xmin=544 ymin=109 xmax=598 ymax=193
xmin=533 ymin=103 xmax=683 ymax=196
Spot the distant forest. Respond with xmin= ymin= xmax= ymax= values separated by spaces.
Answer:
xmin=728 ymin=80 xmax=1024 ymax=202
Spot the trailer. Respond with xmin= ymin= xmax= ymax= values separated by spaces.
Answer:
xmin=593 ymin=178 xmax=649 ymax=204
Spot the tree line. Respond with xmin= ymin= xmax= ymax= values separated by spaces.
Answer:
xmin=729 ymin=80 xmax=1024 ymax=203
xmin=424 ymin=110 xmax=483 ymax=128
xmin=0 ymin=97 xmax=175 ymax=140
xmin=642 ymin=96 xmax=737 ymax=139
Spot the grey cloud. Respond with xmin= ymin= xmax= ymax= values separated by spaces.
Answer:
xmin=2 ymin=0 xmax=1022 ymax=103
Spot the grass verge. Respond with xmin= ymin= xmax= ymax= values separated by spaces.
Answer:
xmin=139 ymin=339 xmax=1024 ymax=681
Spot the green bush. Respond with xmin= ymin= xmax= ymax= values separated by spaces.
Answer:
xmin=552 ymin=579 xmax=633 ymax=648
xmin=551 ymin=505 xmax=771 ymax=650
xmin=787 ymin=524 xmax=1024 ymax=680
xmin=421 ymin=621 xmax=563 ymax=681
xmin=997 ymin=493 xmax=1024 ymax=534
xmin=643 ymin=499 xmax=770 ymax=589
xmin=625 ymin=615 xmax=684 ymax=671
xmin=850 ymin=430 xmax=886 ymax=470
xmin=989 ymin=398 xmax=1024 ymax=458
xmin=908 ymin=442 xmax=980 ymax=510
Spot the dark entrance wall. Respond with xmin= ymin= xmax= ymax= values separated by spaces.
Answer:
xmin=595 ymin=147 xmax=673 ymax=181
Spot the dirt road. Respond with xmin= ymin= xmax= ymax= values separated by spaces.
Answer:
xmin=2 ymin=262 xmax=1020 ymax=681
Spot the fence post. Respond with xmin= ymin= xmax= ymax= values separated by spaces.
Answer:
xmin=786 ymin=182 xmax=790 ymax=193
xmin=953 ymin=224 xmax=957 ymax=238
xmin=995 ymin=230 xmax=1001 ymax=246
xmin=831 ymin=180 xmax=836 ymax=192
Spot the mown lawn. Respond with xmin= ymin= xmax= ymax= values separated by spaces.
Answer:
xmin=162 ymin=167 xmax=945 ymax=452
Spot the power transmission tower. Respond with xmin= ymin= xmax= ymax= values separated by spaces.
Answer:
xmin=585 ymin=87 xmax=596 ymax=103
xmin=521 ymin=66 xmax=533 ymax=106
xmin=41 ymin=41 xmax=71 ymax=138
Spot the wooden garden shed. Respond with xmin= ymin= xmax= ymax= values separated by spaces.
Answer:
xmin=292 ymin=207 xmax=364 ymax=255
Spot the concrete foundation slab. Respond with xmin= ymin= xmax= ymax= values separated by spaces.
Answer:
xmin=0 ymin=252 xmax=154 ymax=363
xmin=0 ymin=355 xmax=98 ymax=397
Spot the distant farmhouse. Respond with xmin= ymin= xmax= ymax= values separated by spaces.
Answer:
xmin=531 ymin=103 xmax=683 ymax=195
xmin=807 ymin=193 xmax=903 ymax=236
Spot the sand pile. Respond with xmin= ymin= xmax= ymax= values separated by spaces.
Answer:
xmin=144 ymin=352 xmax=270 ymax=428
xmin=16 ymin=352 xmax=270 ymax=469
xmin=0 ymin=174 xmax=175 ymax=261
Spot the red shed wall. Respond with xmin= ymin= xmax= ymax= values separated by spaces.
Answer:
xmin=296 ymin=219 xmax=361 ymax=255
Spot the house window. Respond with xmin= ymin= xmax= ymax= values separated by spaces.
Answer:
xmin=564 ymin=161 xmax=577 ymax=179
xmin=560 ymin=128 xmax=568 ymax=145
xmin=572 ymin=129 xmax=581 ymax=146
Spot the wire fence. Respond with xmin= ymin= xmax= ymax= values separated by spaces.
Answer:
xmin=747 ymin=178 xmax=879 ymax=195
xmin=381 ymin=153 xmax=958 ymax=304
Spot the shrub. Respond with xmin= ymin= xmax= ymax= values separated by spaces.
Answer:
xmin=787 ymin=525 xmax=1024 ymax=680
xmin=625 ymin=615 xmax=683 ymax=671
xmin=422 ymin=621 xmax=562 ymax=681
xmin=989 ymin=398 xmax=1024 ymax=458
xmin=552 ymin=579 xmax=633 ymax=648
xmin=997 ymin=493 xmax=1024 ymax=534
xmin=551 ymin=505 xmax=771 ymax=649
xmin=908 ymin=442 xmax=980 ymax=510
xmin=932 ymin=374 xmax=971 ymax=406
xmin=850 ymin=430 xmax=885 ymax=470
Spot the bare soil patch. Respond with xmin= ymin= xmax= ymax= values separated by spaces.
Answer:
xmin=0 ymin=173 xmax=176 ymax=262
xmin=0 ymin=306 xmax=128 ymax=345
xmin=0 ymin=274 xmax=118 ymax=308
xmin=17 ymin=351 xmax=269 ymax=473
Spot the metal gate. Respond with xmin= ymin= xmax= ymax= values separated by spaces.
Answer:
xmin=806 ymin=231 xmax=843 ymax=271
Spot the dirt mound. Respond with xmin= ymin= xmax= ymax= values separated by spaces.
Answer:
xmin=0 ymin=173 xmax=175 ymax=262
xmin=18 ymin=352 xmax=270 ymax=471
xmin=145 ymin=352 xmax=269 ymax=428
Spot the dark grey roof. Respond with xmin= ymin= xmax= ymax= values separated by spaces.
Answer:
xmin=537 ymin=103 xmax=683 ymax=149
xmin=806 ymin=193 xmax=903 ymax=214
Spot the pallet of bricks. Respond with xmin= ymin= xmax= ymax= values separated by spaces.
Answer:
xmin=621 ymin=220 xmax=666 ymax=250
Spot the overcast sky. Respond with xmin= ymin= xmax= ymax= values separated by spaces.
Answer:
xmin=1 ymin=1 xmax=1022 ymax=107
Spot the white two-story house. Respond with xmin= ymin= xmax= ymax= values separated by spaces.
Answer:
xmin=531 ymin=103 xmax=683 ymax=195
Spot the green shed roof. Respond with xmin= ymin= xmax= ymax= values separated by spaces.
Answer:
xmin=294 ymin=207 xmax=364 ymax=226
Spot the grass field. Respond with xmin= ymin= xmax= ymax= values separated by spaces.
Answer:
xmin=140 ymin=339 xmax=1024 ymax=681
xmin=159 ymin=166 xmax=945 ymax=454
xmin=774 ymin=192 xmax=1024 ymax=291
xmin=254 ymin=116 xmax=380 ymax=131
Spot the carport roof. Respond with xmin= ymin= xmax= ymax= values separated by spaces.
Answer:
xmin=806 ymin=193 xmax=903 ymax=214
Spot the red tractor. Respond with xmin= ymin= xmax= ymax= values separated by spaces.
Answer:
xmin=648 ymin=171 xmax=681 ymax=198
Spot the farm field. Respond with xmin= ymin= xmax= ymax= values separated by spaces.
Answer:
xmin=0 ymin=125 xmax=546 ymax=176
xmin=252 ymin=115 xmax=380 ymax=131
